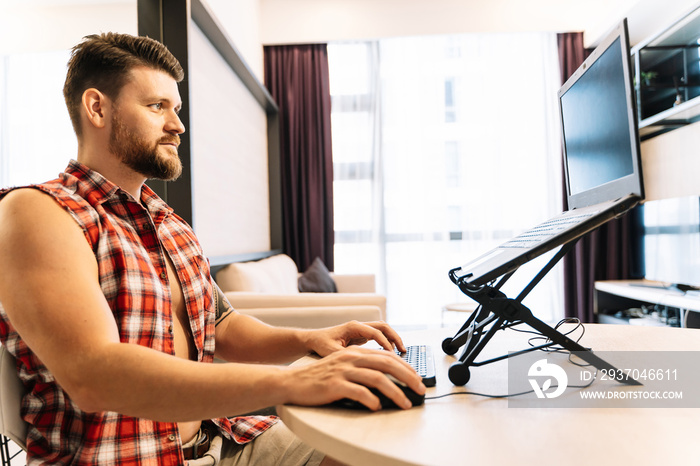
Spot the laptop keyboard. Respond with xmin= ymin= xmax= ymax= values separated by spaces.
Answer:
xmin=396 ymin=345 xmax=436 ymax=387
xmin=501 ymin=212 xmax=597 ymax=249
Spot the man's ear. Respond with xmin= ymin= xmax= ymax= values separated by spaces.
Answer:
xmin=81 ymin=88 xmax=110 ymax=129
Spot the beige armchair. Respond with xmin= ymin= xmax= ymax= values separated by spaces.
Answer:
xmin=215 ymin=254 xmax=386 ymax=328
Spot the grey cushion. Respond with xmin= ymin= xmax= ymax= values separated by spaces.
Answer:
xmin=298 ymin=257 xmax=337 ymax=293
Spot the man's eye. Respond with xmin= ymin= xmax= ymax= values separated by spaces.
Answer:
xmin=150 ymin=103 xmax=163 ymax=110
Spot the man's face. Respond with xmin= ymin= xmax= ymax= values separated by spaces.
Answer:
xmin=108 ymin=66 xmax=185 ymax=181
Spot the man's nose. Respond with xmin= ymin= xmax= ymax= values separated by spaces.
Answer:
xmin=167 ymin=110 xmax=185 ymax=135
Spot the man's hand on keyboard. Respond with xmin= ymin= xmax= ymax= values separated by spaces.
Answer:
xmin=303 ymin=320 xmax=408 ymax=358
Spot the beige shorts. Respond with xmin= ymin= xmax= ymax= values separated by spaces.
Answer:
xmin=187 ymin=421 xmax=326 ymax=466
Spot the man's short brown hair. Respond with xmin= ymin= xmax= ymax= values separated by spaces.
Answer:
xmin=63 ymin=32 xmax=184 ymax=137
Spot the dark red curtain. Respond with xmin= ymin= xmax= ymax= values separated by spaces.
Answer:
xmin=558 ymin=33 xmax=643 ymax=322
xmin=264 ymin=44 xmax=334 ymax=271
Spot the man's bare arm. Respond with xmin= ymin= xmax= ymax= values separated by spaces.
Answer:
xmin=0 ymin=189 xmax=295 ymax=418
xmin=212 ymin=283 xmax=408 ymax=364
xmin=211 ymin=282 xmax=318 ymax=363
xmin=0 ymin=189 xmax=423 ymax=415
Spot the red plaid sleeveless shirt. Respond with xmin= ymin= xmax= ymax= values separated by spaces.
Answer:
xmin=0 ymin=160 xmax=276 ymax=465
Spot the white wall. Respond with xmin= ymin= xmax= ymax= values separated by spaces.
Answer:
xmin=641 ymin=122 xmax=700 ymax=201
xmin=205 ymin=0 xmax=265 ymax=81
xmin=589 ymin=0 xmax=699 ymax=46
xmin=259 ymin=0 xmax=699 ymax=47
xmin=188 ymin=20 xmax=271 ymax=257
xmin=260 ymin=0 xmax=627 ymax=44
xmin=0 ymin=2 xmax=137 ymax=54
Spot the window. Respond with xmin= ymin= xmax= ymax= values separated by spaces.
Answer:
xmin=0 ymin=50 xmax=75 ymax=189
xmin=329 ymin=33 xmax=563 ymax=326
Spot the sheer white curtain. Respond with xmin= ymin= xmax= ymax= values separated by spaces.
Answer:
xmin=328 ymin=42 xmax=385 ymax=285
xmin=330 ymin=32 xmax=563 ymax=327
xmin=0 ymin=50 xmax=75 ymax=189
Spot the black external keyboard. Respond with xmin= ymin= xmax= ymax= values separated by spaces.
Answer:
xmin=396 ymin=345 xmax=436 ymax=387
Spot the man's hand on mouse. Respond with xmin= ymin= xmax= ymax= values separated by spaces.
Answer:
xmin=284 ymin=346 xmax=426 ymax=411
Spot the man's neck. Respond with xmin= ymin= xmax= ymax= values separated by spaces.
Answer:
xmin=76 ymin=152 xmax=147 ymax=202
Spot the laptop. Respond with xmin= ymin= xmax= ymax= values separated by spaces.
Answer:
xmin=453 ymin=19 xmax=643 ymax=288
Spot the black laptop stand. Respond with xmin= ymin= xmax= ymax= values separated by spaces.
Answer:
xmin=443 ymin=240 xmax=641 ymax=386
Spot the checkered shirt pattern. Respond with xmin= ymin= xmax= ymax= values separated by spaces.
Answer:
xmin=0 ymin=160 xmax=277 ymax=465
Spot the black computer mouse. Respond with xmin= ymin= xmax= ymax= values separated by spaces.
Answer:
xmin=333 ymin=375 xmax=425 ymax=410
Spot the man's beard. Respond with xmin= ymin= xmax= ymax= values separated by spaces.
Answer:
xmin=109 ymin=112 xmax=183 ymax=182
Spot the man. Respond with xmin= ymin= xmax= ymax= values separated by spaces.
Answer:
xmin=0 ymin=33 xmax=425 ymax=465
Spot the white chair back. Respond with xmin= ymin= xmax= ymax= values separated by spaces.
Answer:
xmin=0 ymin=346 xmax=27 ymax=451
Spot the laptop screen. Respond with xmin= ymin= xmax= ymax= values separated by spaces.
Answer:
xmin=559 ymin=19 xmax=643 ymax=210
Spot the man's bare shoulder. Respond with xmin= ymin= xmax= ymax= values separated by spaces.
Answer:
xmin=1 ymin=186 xmax=64 ymax=215
xmin=0 ymin=187 xmax=93 ymax=266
